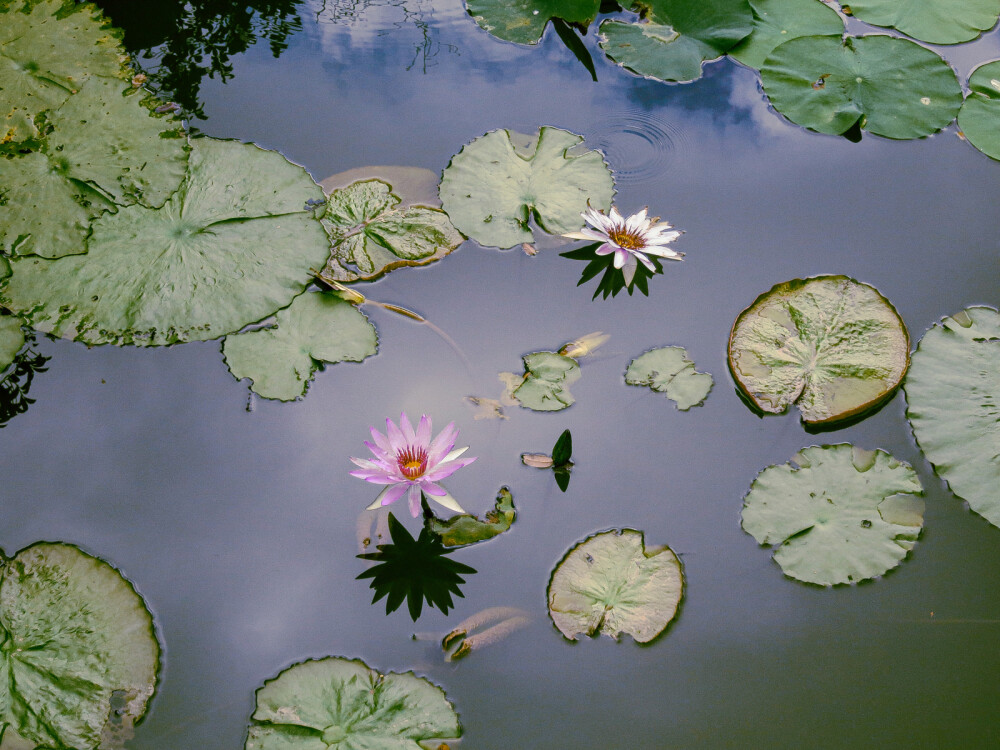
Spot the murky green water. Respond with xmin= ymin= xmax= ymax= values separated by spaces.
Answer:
xmin=4 ymin=1 xmax=1000 ymax=747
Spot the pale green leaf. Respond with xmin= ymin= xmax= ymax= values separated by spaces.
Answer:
xmin=958 ymin=60 xmax=1000 ymax=161
xmin=728 ymin=0 xmax=844 ymax=69
xmin=847 ymin=0 xmax=1000 ymax=45
xmin=625 ymin=345 xmax=713 ymax=410
xmin=426 ymin=487 xmax=516 ymax=547
xmin=512 ymin=351 xmax=581 ymax=411
xmin=464 ymin=0 xmax=601 ymax=45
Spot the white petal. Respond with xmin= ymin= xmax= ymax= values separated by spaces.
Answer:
xmin=634 ymin=250 xmax=656 ymax=272
xmin=430 ymin=489 xmax=465 ymax=514
xmin=621 ymin=255 xmax=638 ymax=285
xmin=612 ymin=249 xmax=628 ymax=269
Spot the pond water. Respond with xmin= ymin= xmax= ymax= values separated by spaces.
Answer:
xmin=4 ymin=0 xmax=1000 ymax=747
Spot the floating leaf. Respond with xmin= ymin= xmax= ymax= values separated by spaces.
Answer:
xmin=599 ymin=0 xmax=753 ymax=83
xmin=439 ymin=127 xmax=614 ymax=249
xmin=223 ymin=291 xmax=377 ymax=402
xmin=246 ymin=656 xmax=461 ymax=749
xmin=846 ymin=0 xmax=999 ymax=45
xmin=511 ymin=351 xmax=582 ymax=411
xmin=727 ymin=275 xmax=909 ymax=426
xmin=905 ymin=307 xmax=1000 ymax=529
xmin=1 ymin=137 xmax=328 ymax=347
xmin=958 ymin=60 xmax=1000 ymax=161
xmin=728 ymin=0 xmax=844 ymax=69
xmin=0 ymin=316 xmax=24 ymax=372
xmin=0 ymin=542 xmax=159 ymax=749
xmin=552 ymin=428 xmax=573 ymax=466
xmin=761 ymin=34 xmax=963 ymax=139
xmin=426 ymin=486 xmax=516 ymax=547
xmin=548 ymin=529 xmax=683 ymax=642
xmin=625 ymin=345 xmax=713 ymax=410
xmin=464 ymin=0 xmax=601 ymax=45
xmin=741 ymin=444 xmax=924 ymax=585
xmin=320 ymin=179 xmax=464 ymax=282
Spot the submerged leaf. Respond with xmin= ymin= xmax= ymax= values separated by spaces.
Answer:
xmin=512 ymin=351 xmax=582 ymax=411
xmin=728 ymin=275 xmax=909 ymax=425
xmin=846 ymin=0 xmax=999 ymax=45
xmin=442 ymin=607 xmax=531 ymax=661
xmin=625 ymin=345 xmax=713 ymax=409
xmin=426 ymin=487 xmax=516 ymax=547
xmin=905 ymin=307 xmax=1000 ymax=528
xmin=464 ymin=0 xmax=601 ymax=45
xmin=246 ymin=656 xmax=461 ymax=749
xmin=741 ymin=444 xmax=924 ymax=585
xmin=548 ymin=529 xmax=684 ymax=642
xmin=728 ymin=0 xmax=844 ymax=70
xmin=958 ymin=61 xmax=1000 ymax=161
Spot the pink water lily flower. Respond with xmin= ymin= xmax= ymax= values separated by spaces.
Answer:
xmin=564 ymin=206 xmax=683 ymax=286
xmin=350 ymin=413 xmax=476 ymax=517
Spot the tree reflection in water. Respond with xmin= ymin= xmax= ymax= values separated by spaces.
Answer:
xmin=0 ymin=334 xmax=49 ymax=429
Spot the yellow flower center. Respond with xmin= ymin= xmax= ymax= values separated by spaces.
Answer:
xmin=397 ymin=446 xmax=428 ymax=479
xmin=608 ymin=228 xmax=645 ymax=251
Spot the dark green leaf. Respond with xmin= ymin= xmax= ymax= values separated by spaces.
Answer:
xmin=552 ymin=429 xmax=573 ymax=466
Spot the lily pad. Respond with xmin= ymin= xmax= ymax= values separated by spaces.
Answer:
xmin=426 ymin=486 xmax=516 ymax=547
xmin=246 ymin=656 xmax=461 ymax=749
xmin=728 ymin=0 xmax=844 ymax=70
xmin=761 ymin=34 xmax=963 ymax=139
xmin=904 ymin=307 xmax=1000 ymax=529
xmin=0 ymin=316 xmax=24 ymax=372
xmin=741 ymin=444 xmax=924 ymax=585
xmin=439 ymin=127 xmax=614 ymax=249
xmin=1 ymin=137 xmax=328 ymax=347
xmin=625 ymin=345 xmax=713 ymax=410
xmin=465 ymin=0 xmax=601 ymax=45
xmin=320 ymin=179 xmax=464 ymax=282
xmin=223 ymin=290 xmax=378 ymax=402
xmin=511 ymin=351 xmax=581 ymax=411
xmin=599 ymin=0 xmax=753 ymax=83
xmin=547 ymin=529 xmax=683 ymax=642
xmin=846 ymin=0 xmax=1000 ymax=45
xmin=727 ymin=275 xmax=909 ymax=426
xmin=0 ymin=541 xmax=159 ymax=749
xmin=958 ymin=60 xmax=1000 ymax=161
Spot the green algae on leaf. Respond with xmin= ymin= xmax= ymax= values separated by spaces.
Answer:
xmin=426 ymin=486 xmax=516 ymax=547
xmin=0 ymin=316 xmax=24 ymax=372
xmin=465 ymin=0 xmax=601 ymax=45
xmin=728 ymin=275 xmax=909 ymax=426
xmin=728 ymin=0 xmax=844 ymax=70
xmin=0 ymin=542 xmax=159 ymax=749
xmin=439 ymin=127 xmax=614 ymax=249
xmin=246 ymin=656 xmax=461 ymax=749
xmin=846 ymin=0 xmax=1000 ymax=45
xmin=958 ymin=61 xmax=1000 ymax=161
xmin=625 ymin=345 xmax=712 ymax=410
xmin=223 ymin=290 xmax=378 ymax=402
xmin=320 ymin=178 xmax=464 ymax=282
xmin=1 ymin=137 xmax=328 ymax=347
xmin=761 ymin=34 xmax=963 ymax=139
xmin=548 ymin=529 xmax=683 ymax=642
xmin=511 ymin=351 xmax=582 ymax=411
xmin=905 ymin=307 xmax=1000 ymax=529
xmin=741 ymin=444 xmax=924 ymax=585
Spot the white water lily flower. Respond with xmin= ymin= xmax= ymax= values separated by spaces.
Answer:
xmin=564 ymin=206 xmax=683 ymax=286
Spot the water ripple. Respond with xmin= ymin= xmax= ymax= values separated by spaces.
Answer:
xmin=589 ymin=110 xmax=687 ymax=187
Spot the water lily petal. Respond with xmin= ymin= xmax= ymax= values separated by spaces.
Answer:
xmin=407 ymin=484 xmax=422 ymax=517
xmin=633 ymin=250 xmax=657 ymax=272
xmin=425 ymin=456 xmax=476 ymax=482
xmin=369 ymin=426 xmax=392 ymax=454
xmin=443 ymin=446 xmax=469 ymax=462
xmin=427 ymin=421 xmax=459 ymax=464
xmin=612 ymin=249 xmax=627 ymax=269
xmin=430 ymin=488 xmax=465 ymax=514
xmin=400 ymin=411 xmax=417 ymax=445
xmin=621 ymin=255 xmax=638 ymax=286
xmin=594 ymin=243 xmax=617 ymax=257
xmin=386 ymin=417 xmax=406 ymax=453
xmin=415 ymin=414 xmax=432 ymax=447
xmin=422 ymin=481 xmax=447 ymax=497
xmin=366 ymin=482 xmax=408 ymax=509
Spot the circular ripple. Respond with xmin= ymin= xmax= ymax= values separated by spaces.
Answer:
xmin=589 ymin=110 xmax=686 ymax=186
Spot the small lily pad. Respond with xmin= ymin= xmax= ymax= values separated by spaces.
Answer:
xmin=426 ymin=486 xmax=516 ymax=547
xmin=958 ymin=60 xmax=1000 ymax=161
xmin=465 ymin=0 xmax=602 ymax=45
xmin=728 ymin=275 xmax=909 ymax=426
xmin=905 ymin=307 xmax=1000 ymax=529
xmin=223 ymin=290 xmax=378 ymax=402
xmin=625 ymin=345 xmax=713 ymax=410
xmin=728 ymin=0 xmax=844 ymax=70
xmin=0 ymin=316 xmax=25 ymax=373
xmin=439 ymin=126 xmax=614 ymax=249
xmin=846 ymin=0 xmax=999 ymax=45
xmin=741 ymin=444 xmax=924 ymax=585
xmin=246 ymin=656 xmax=461 ymax=749
xmin=511 ymin=351 xmax=582 ymax=411
xmin=548 ymin=529 xmax=684 ymax=642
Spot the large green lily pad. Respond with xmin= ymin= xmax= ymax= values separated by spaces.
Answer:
xmin=0 ymin=542 xmax=159 ymax=749
xmin=223 ymin=290 xmax=378 ymax=401
xmin=0 ymin=316 xmax=24 ymax=372
xmin=625 ymin=345 xmax=713 ymax=410
xmin=958 ymin=60 xmax=1000 ymax=161
xmin=905 ymin=307 xmax=1000 ymax=529
xmin=511 ymin=351 xmax=581 ymax=411
xmin=465 ymin=0 xmax=601 ymax=45
xmin=728 ymin=275 xmax=910 ymax=426
xmin=1 ymin=137 xmax=328 ymax=347
xmin=439 ymin=127 xmax=614 ymax=249
xmin=741 ymin=444 xmax=924 ymax=585
xmin=761 ymin=34 xmax=963 ymax=139
xmin=426 ymin=486 xmax=516 ymax=547
xmin=599 ymin=0 xmax=753 ymax=83
xmin=728 ymin=0 xmax=844 ymax=70
xmin=846 ymin=0 xmax=1000 ymax=45
xmin=245 ymin=656 xmax=461 ymax=749
xmin=548 ymin=529 xmax=683 ymax=642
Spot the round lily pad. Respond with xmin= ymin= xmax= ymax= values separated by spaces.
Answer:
xmin=761 ymin=34 xmax=963 ymax=139
xmin=245 ymin=656 xmax=461 ymax=749
xmin=548 ymin=529 xmax=683 ymax=642
xmin=846 ymin=0 xmax=1000 ymax=45
xmin=465 ymin=0 xmax=601 ymax=45
xmin=741 ymin=444 xmax=924 ymax=585
xmin=905 ymin=307 xmax=1000 ymax=529
xmin=0 ymin=542 xmax=159 ymax=749
xmin=728 ymin=0 xmax=844 ymax=70
xmin=0 ymin=137 xmax=328 ymax=347
xmin=958 ymin=60 xmax=1000 ymax=161
xmin=625 ymin=345 xmax=713 ymax=410
xmin=439 ymin=126 xmax=614 ymax=249
xmin=0 ymin=316 xmax=25 ymax=372
xmin=728 ymin=275 xmax=909 ymax=426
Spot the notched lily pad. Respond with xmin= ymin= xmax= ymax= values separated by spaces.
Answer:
xmin=846 ymin=0 xmax=1000 ymax=45
xmin=465 ymin=0 xmax=602 ymax=45
xmin=426 ymin=486 xmax=516 ymax=547
xmin=741 ymin=444 xmax=924 ymax=585
xmin=958 ymin=60 xmax=1000 ymax=161
xmin=728 ymin=275 xmax=909 ymax=426
xmin=508 ymin=351 xmax=582 ymax=411
xmin=246 ymin=656 xmax=461 ymax=749
xmin=548 ymin=528 xmax=683 ymax=643
xmin=439 ymin=126 xmax=614 ymax=249
xmin=905 ymin=306 xmax=1000 ymax=529
xmin=728 ymin=0 xmax=844 ymax=70
xmin=625 ymin=345 xmax=713 ymax=410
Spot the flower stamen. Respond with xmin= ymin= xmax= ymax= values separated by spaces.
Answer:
xmin=608 ymin=228 xmax=645 ymax=251
xmin=397 ymin=446 xmax=428 ymax=479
